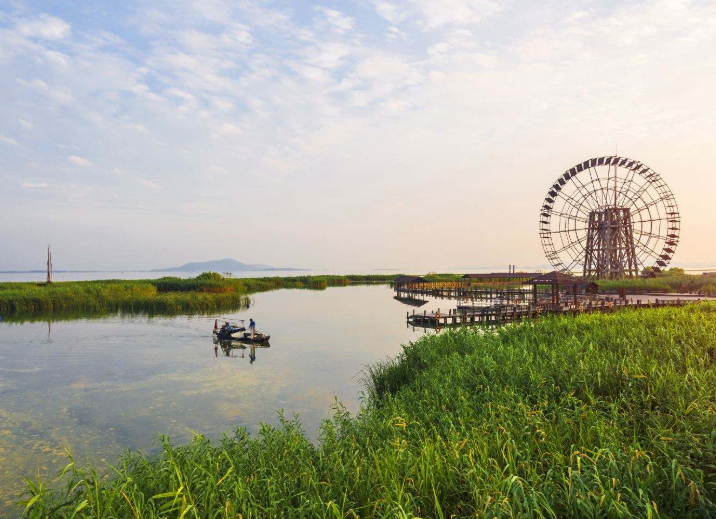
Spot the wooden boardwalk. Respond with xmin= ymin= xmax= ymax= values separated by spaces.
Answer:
xmin=396 ymin=286 xmax=535 ymax=302
xmin=407 ymin=298 xmax=692 ymax=329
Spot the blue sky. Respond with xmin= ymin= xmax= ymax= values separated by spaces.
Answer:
xmin=1 ymin=0 xmax=715 ymax=271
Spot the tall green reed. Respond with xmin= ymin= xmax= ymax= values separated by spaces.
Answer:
xmin=18 ymin=303 xmax=716 ymax=518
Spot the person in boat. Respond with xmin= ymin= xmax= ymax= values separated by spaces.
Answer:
xmin=222 ymin=321 xmax=243 ymax=335
xmin=249 ymin=318 xmax=256 ymax=338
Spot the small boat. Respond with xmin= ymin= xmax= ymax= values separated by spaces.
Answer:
xmin=234 ymin=332 xmax=270 ymax=344
xmin=213 ymin=328 xmax=270 ymax=343
xmin=213 ymin=324 xmax=246 ymax=341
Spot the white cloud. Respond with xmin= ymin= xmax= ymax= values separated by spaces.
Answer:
xmin=43 ymin=50 xmax=70 ymax=67
xmin=180 ymin=26 xmax=252 ymax=52
xmin=139 ymin=178 xmax=161 ymax=189
xmin=123 ymin=123 xmax=149 ymax=133
xmin=68 ymin=155 xmax=92 ymax=167
xmin=17 ymin=78 xmax=74 ymax=104
xmin=212 ymin=122 xmax=243 ymax=137
xmin=413 ymin=0 xmax=502 ymax=28
xmin=371 ymin=1 xmax=405 ymax=24
xmin=314 ymin=7 xmax=355 ymax=34
xmin=386 ymin=26 xmax=408 ymax=41
xmin=304 ymin=42 xmax=352 ymax=69
xmin=18 ymin=118 xmax=34 ymax=129
xmin=370 ymin=0 xmax=502 ymax=28
xmin=0 ymin=134 xmax=19 ymax=146
xmin=22 ymin=182 xmax=48 ymax=188
xmin=427 ymin=42 xmax=449 ymax=57
xmin=15 ymin=14 xmax=71 ymax=40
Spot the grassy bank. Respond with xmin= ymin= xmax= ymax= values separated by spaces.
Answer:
xmin=20 ymin=304 xmax=716 ymax=517
xmin=0 ymin=273 xmax=401 ymax=317
xmin=598 ymin=270 xmax=716 ymax=295
xmin=0 ymin=272 xmax=470 ymax=318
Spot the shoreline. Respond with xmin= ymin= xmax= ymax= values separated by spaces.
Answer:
xmin=2 ymin=271 xmax=715 ymax=319
xmin=18 ymin=303 xmax=716 ymax=517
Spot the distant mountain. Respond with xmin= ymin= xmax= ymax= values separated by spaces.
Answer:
xmin=152 ymin=258 xmax=305 ymax=273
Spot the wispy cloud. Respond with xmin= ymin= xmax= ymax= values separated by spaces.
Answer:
xmin=211 ymin=122 xmax=243 ymax=138
xmin=68 ymin=155 xmax=92 ymax=166
xmin=0 ymin=134 xmax=19 ymax=146
xmin=314 ymin=6 xmax=355 ymax=34
xmin=14 ymin=14 xmax=71 ymax=40
xmin=139 ymin=178 xmax=161 ymax=189
xmin=22 ymin=182 xmax=48 ymax=188
xmin=123 ymin=123 xmax=149 ymax=133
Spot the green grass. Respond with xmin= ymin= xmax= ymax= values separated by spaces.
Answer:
xmin=0 ymin=273 xmax=399 ymax=318
xmin=0 ymin=272 xmax=478 ymax=319
xmin=598 ymin=271 xmax=716 ymax=295
xmin=18 ymin=303 xmax=716 ymax=518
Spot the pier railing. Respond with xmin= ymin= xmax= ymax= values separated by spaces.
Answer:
xmin=406 ymin=298 xmax=694 ymax=329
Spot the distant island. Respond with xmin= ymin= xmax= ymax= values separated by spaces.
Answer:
xmin=152 ymin=258 xmax=306 ymax=273
xmin=0 ymin=258 xmax=306 ymax=274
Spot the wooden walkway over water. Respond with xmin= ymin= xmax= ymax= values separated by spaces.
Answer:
xmin=407 ymin=298 xmax=692 ymax=329
xmin=397 ymin=286 xmax=534 ymax=301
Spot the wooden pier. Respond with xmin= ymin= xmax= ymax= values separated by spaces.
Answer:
xmin=396 ymin=285 xmax=535 ymax=302
xmin=406 ymin=298 xmax=691 ymax=329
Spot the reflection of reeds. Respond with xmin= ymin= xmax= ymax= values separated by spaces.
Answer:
xmin=20 ymin=304 xmax=716 ymax=517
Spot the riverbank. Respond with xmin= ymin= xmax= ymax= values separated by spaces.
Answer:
xmin=0 ymin=273 xmax=401 ymax=317
xmin=20 ymin=303 xmax=716 ymax=517
xmin=597 ymin=270 xmax=716 ymax=295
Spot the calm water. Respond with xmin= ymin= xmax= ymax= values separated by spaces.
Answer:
xmin=0 ymin=285 xmax=441 ymax=513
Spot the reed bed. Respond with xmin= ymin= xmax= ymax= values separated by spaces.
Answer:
xmin=19 ymin=304 xmax=716 ymax=518
xmin=0 ymin=274 xmax=399 ymax=318
xmin=598 ymin=271 xmax=716 ymax=294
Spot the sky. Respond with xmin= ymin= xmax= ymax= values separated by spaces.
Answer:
xmin=0 ymin=0 xmax=715 ymax=272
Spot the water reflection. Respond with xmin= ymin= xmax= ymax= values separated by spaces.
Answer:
xmin=213 ymin=339 xmax=270 ymax=362
xmin=0 ymin=285 xmax=440 ymax=514
xmin=393 ymin=295 xmax=429 ymax=307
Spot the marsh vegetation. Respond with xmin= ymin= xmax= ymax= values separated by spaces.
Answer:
xmin=597 ymin=269 xmax=716 ymax=295
xmin=0 ymin=273 xmax=399 ymax=317
xmin=20 ymin=303 xmax=716 ymax=518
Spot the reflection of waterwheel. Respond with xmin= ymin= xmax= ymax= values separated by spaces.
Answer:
xmin=539 ymin=156 xmax=680 ymax=279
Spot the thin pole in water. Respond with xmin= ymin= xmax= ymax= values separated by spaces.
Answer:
xmin=47 ymin=244 xmax=53 ymax=284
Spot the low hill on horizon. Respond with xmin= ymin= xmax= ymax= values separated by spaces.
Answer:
xmin=152 ymin=258 xmax=305 ymax=273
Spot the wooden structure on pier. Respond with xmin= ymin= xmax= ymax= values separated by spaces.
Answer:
xmin=527 ymin=271 xmax=583 ymax=306
xmin=539 ymin=156 xmax=680 ymax=279
xmin=394 ymin=276 xmax=428 ymax=291
xmin=393 ymin=272 xmax=597 ymax=305
xmin=406 ymin=298 xmax=691 ymax=329
xmin=462 ymin=272 xmax=540 ymax=284
xmin=565 ymin=282 xmax=598 ymax=296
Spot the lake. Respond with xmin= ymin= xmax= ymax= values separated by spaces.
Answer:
xmin=0 ymin=285 xmax=439 ymax=514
